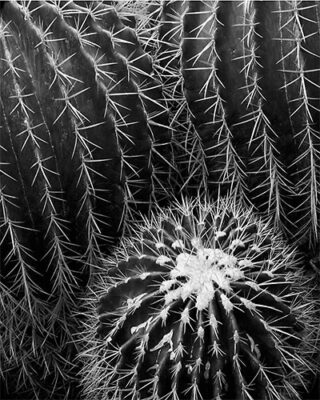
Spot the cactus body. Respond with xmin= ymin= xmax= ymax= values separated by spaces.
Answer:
xmin=127 ymin=0 xmax=320 ymax=249
xmin=81 ymin=196 xmax=319 ymax=400
xmin=1 ymin=1 xmax=320 ymax=398
xmin=0 ymin=1 xmax=173 ymax=397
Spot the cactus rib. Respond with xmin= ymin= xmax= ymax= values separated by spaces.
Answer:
xmin=0 ymin=1 xmax=173 ymax=397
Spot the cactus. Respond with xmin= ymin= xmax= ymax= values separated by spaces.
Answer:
xmin=1 ymin=1 xmax=320 ymax=398
xmin=81 ymin=196 xmax=319 ymax=400
xmin=0 ymin=1 xmax=173 ymax=398
xmin=120 ymin=0 xmax=320 ymax=250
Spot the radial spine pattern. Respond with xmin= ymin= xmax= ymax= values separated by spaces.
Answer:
xmin=82 ymin=196 xmax=318 ymax=400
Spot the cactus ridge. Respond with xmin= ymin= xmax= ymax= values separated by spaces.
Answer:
xmin=125 ymin=0 xmax=320 ymax=248
xmin=152 ymin=0 xmax=211 ymax=193
xmin=0 ymin=1 xmax=174 ymax=397
xmin=81 ymin=196 xmax=319 ymax=400
xmin=1 ymin=1 xmax=320 ymax=398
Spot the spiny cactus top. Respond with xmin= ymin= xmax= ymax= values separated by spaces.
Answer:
xmin=81 ymin=196 xmax=319 ymax=400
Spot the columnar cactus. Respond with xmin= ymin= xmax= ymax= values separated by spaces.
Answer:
xmin=0 ymin=1 xmax=173 ymax=397
xmin=81 ymin=196 xmax=319 ymax=400
xmin=121 ymin=0 xmax=320 ymax=249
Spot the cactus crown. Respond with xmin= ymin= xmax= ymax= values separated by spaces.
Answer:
xmin=81 ymin=196 xmax=319 ymax=400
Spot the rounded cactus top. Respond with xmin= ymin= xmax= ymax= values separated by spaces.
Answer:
xmin=81 ymin=196 xmax=319 ymax=400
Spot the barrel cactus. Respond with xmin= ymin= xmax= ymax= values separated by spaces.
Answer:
xmin=81 ymin=196 xmax=319 ymax=400
xmin=0 ymin=1 xmax=173 ymax=398
xmin=121 ymin=0 xmax=320 ymax=250
xmin=1 ymin=0 xmax=320 ymax=399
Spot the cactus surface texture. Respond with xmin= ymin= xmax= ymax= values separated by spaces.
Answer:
xmin=81 ymin=196 xmax=319 ymax=400
xmin=1 ymin=0 xmax=320 ymax=399
xmin=0 ymin=1 xmax=173 ymax=398
xmin=121 ymin=0 xmax=320 ymax=250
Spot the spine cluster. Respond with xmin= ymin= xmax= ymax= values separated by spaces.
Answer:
xmin=81 ymin=196 xmax=319 ymax=400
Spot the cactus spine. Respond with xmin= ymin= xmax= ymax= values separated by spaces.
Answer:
xmin=81 ymin=196 xmax=319 ymax=400
xmin=0 ymin=1 xmax=173 ymax=397
xmin=125 ymin=0 xmax=320 ymax=249
xmin=1 ymin=0 xmax=320 ymax=398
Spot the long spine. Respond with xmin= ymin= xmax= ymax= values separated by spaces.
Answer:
xmin=277 ymin=0 xmax=320 ymax=243
xmin=0 ymin=1 xmax=173 ymax=397
xmin=133 ymin=0 xmax=320 ymax=248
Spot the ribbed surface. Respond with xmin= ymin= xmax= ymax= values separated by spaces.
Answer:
xmin=82 ymin=197 xmax=318 ymax=400
xmin=0 ymin=1 xmax=172 ymax=398
xmin=1 ymin=1 xmax=319 ymax=399
xmin=128 ymin=0 xmax=320 ymax=249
